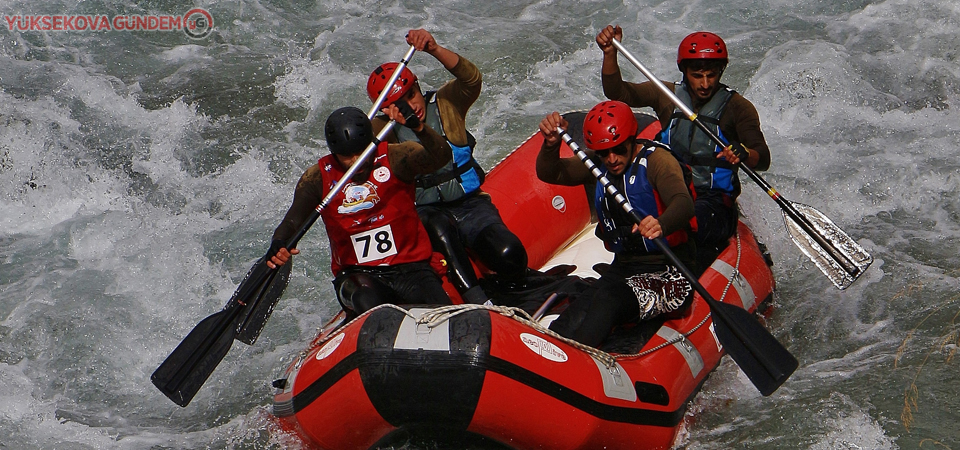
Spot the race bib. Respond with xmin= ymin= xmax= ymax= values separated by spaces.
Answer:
xmin=351 ymin=224 xmax=398 ymax=263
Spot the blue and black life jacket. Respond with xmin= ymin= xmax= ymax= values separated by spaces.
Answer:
xmin=395 ymin=91 xmax=485 ymax=205
xmin=658 ymin=82 xmax=740 ymax=196
xmin=594 ymin=145 xmax=694 ymax=254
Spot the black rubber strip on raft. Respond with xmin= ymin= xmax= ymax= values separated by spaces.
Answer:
xmin=356 ymin=308 xmax=491 ymax=431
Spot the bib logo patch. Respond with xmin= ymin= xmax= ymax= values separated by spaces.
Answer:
xmin=338 ymin=182 xmax=380 ymax=214
xmin=373 ymin=166 xmax=391 ymax=183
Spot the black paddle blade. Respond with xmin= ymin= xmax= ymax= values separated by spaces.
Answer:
xmin=225 ymin=257 xmax=273 ymax=310
xmin=235 ymin=260 xmax=291 ymax=345
xmin=151 ymin=257 xmax=288 ymax=406
xmin=706 ymin=298 xmax=798 ymax=396
xmin=151 ymin=307 xmax=241 ymax=407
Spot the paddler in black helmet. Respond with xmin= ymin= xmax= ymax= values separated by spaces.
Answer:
xmin=265 ymin=104 xmax=453 ymax=316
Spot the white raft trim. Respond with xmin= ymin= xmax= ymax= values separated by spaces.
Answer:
xmin=709 ymin=259 xmax=755 ymax=311
xmin=655 ymin=326 xmax=705 ymax=378
xmin=394 ymin=307 xmax=451 ymax=351
xmin=591 ymin=357 xmax=638 ymax=402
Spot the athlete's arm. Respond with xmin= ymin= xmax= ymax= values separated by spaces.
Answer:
xmin=434 ymin=54 xmax=482 ymax=148
xmin=725 ymin=95 xmax=771 ymax=171
xmin=645 ymin=149 xmax=694 ymax=237
xmin=267 ymin=166 xmax=323 ymax=267
xmin=535 ymin=112 xmax=593 ymax=186
xmin=387 ymin=116 xmax=453 ymax=183
xmin=407 ymin=28 xmax=460 ymax=70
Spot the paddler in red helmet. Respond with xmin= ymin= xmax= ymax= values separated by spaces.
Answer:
xmin=366 ymin=29 xmax=529 ymax=304
xmin=596 ymin=26 xmax=772 ymax=271
xmin=536 ymin=101 xmax=696 ymax=348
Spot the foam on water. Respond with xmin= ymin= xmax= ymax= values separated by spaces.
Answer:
xmin=0 ymin=8 xmax=321 ymax=445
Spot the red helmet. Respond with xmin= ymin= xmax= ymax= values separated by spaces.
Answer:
xmin=366 ymin=62 xmax=418 ymax=105
xmin=582 ymin=101 xmax=638 ymax=151
xmin=677 ymin=32 xmax=728 ymax=70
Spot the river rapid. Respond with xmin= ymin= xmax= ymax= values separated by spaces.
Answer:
xmin=1 ymin=0 xmax=959 ymax=448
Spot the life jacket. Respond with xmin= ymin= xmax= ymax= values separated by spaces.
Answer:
xmin=658 ymin=81 xmax=740 ymax=196
xmin=594 ymin=144 xmax=696 ymax=254
xmin=318 ymin=142 xmax=433 ymax=275
xmin=395 ymin=91 xmax=485 ymax=204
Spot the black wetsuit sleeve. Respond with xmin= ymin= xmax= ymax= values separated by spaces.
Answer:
xmin=271 ymin=165 xmax=325 ymax=245
xmin=388 ymin=125 xmax=453 ymax=183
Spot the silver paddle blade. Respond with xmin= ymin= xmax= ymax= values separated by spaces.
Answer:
xmin=783 ymin=202 xmax=873 ymax=290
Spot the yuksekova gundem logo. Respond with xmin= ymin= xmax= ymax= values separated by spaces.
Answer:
xmin=4 ymin=7 xmax=215 ymax=40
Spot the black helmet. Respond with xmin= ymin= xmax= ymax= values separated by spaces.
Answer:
xmin=325 ymin=107 xmax=373 ymax=156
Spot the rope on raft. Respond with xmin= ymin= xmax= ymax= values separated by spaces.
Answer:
xmin=302 ymin=229 xmax=746 ymax=370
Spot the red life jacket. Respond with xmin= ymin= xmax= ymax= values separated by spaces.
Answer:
xmin=318 ymin=142 xmax=433 ymax=275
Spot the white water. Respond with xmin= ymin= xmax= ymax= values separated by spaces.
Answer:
xmin=1 ymin=0 xmax=959 ymax=448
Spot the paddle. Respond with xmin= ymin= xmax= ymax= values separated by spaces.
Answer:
xmin=152 ymin=118 xmax=402 ymax=407
xmin=234 ymin=44 xmax=419 ymax=344
xmin=557 ymin=128 xmax=797 ymax=396
xmin=532 ymin=293 xmax=559 ymax=322
xmin=610 ymin=39 xmax=872 ymax=290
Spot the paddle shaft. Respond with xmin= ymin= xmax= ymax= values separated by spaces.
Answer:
xmin=279 ymin=121 xmax=398 ymax=255
xmin=277 ymin=45 xmax=416 ymax=257
xmin=557 ymin=129 xmax=792 ymax=384
xmin=156 ymin=121 xmax=399 ymax=405
xmin=610 ymin=39 xmax=861 ymax=278
xmin=532 ymin=293 xmax=559 ymax=322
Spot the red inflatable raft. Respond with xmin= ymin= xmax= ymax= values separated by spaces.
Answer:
xmin=269 ymin=111 xmax=776 ymax=450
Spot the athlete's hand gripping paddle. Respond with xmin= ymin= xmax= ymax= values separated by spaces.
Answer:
xmin=151 ymin=46 xmax=418 ymax=408
xmin=557 ymin=127 xmax=797 ymax=396
xmin=610 ymin=38 xmax=872 ymax=290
